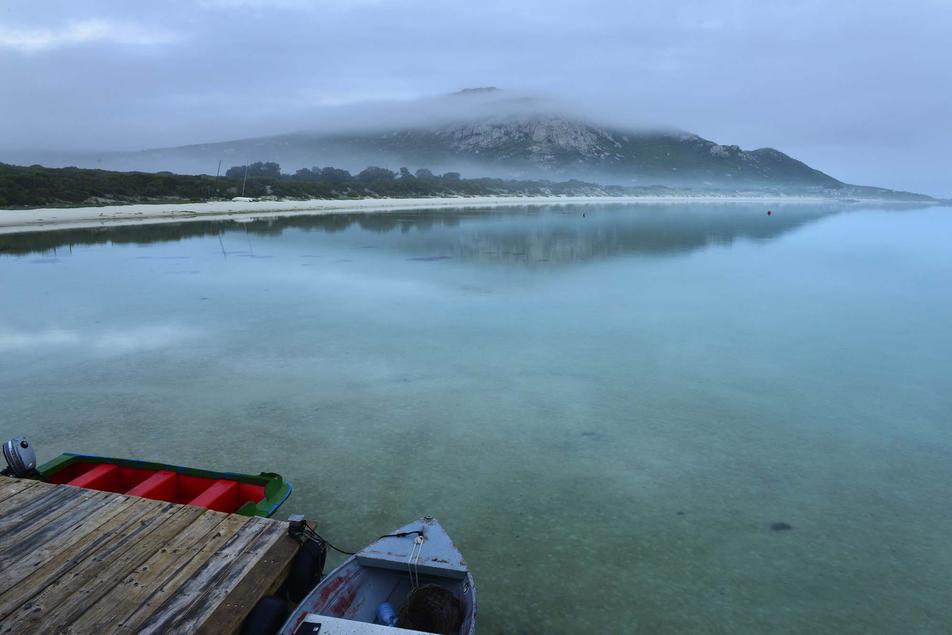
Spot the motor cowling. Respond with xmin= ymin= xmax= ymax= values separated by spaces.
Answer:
xmin=2 ymin=437 xmax=38 ymax=478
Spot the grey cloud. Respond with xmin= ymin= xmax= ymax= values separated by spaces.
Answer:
xmin=0 ymin=0 xmax=950 ymax=195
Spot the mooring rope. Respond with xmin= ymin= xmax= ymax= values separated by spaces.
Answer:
xmin=407 ymin=533 xmax=424 ymax=588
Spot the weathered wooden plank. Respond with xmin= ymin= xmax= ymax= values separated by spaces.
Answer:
xmin=0 ymin=484 xmax=85 ymax=538
xmin=0 ymin=492 xmax=133 ymax=591
xmin=197 ymin=531 xmax=299 ymax=635
xmin=0 ymin=475 xmax=296 ymax=635
xmin=65 ymin=509 xmax=231 ymax=633
xmin=1 ymin=504 xmax=207 ymax=633
xmin=0 ymin=476 xmax=41 ymax=503
xmin=0 ymin=489 xmax=114 ymax=565
xmin=114 ymin=513 xmax=250 ymax=634
xmin=0 ymin=477 xmax=53 ymax=508
xmin=136 ymin=517 xmax=281 ymax=635
xmin=0 ymin=498 xmax=171 ymax=626
xmin=0 ymin=497 xmax=166 ymax=615
xmin=0 ymin=480 xmax=77 ymax=532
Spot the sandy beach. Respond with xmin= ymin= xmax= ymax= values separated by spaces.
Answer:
xmin=0 ymin=194 xmax=835 ymax=235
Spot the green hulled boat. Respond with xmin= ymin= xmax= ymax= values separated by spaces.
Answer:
xmin=38 ymin=452 xmax=292 ymax=517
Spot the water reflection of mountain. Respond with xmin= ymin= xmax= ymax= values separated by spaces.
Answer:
xmin=354 ymin=204 xmax=840 ymax=265
xmin=0 ymin=204 xmax=846 ymax=263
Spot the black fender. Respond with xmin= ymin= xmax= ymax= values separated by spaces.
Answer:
xmin=286 ymin=538 xmax=327 ymax=603
xmin=241 ymin=595 xmax=288 ymax=635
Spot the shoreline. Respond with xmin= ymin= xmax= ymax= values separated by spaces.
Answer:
xmin=0 ymin=194 xmax=911 ymax=235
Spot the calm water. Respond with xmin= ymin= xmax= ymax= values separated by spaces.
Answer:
xmin=2 ymin=203 xmax=951 ymax=633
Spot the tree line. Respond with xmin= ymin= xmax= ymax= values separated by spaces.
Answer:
xmin=0 ymin=161 xmax=655 ymax=209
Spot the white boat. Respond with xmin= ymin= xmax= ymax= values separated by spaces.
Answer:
xmin=280 ymin=516 xmax=476 ymax=634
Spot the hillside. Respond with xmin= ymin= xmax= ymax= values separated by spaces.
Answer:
xmin=110 ymin=114 xmax=842 ymax=191
xmin=0 ymin=90 xmax=936 ymax=200
xmin=321 ymin=116 xmax=842 ymax=188
xmin=0 ymin=161 xmax=935 ymax=210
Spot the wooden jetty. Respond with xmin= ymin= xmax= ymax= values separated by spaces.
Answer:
xmin=0 ymin=474 xmax=300 ymax=634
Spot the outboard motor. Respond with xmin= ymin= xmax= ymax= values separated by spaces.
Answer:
xmin=2 ymin=437 xmax=39 ymax=478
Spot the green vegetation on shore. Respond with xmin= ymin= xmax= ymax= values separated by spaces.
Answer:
xmin=0 ymin=162 xmax=665 ymax=209
xmin=1 ymin=161 xmax=937 ymax=209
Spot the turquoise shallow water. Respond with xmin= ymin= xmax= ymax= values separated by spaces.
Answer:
xmin=1 ymin=203 xmax=951 ymax=633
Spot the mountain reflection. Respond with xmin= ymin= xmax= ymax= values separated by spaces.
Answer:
xmin=0 ymin=204 xmax=845 ymax=263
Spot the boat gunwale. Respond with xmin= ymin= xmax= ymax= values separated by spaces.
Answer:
xmin=283 ymin=517 xmax=476 ymax=635
xmin=38 ymin=452 xmax=293 ymax=517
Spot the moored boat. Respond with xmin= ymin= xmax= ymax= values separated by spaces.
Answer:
xmin=280 ymin=515 xmax=476 ymax=634
xmin=38 ymin=452 xmax=292 ymax=517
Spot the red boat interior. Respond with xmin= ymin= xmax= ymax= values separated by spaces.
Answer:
xmin=48 ymin=462 xmax=265 ymax=513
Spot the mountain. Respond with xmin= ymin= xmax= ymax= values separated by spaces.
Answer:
xmin=6 ymin=88 xmax=934 ymax=199
xmin=104 ymin=118 xmax=841 ymax=191
xmin=327 ymin=116 xmax=841 ymax=188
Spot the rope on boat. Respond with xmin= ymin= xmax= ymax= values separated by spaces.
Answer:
xmin=299 ymin=524 xmax=425 ymax=557
xmin=407 ymin=534 xmax=424 ymax=589
xmin=379 ymin=530 xmax=424 ymax=540
xmin=302 ymin=522 xmax=357 ymax=555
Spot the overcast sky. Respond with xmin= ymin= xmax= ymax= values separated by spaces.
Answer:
xmin=1 ymin=0 xmax=950 ymax=196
